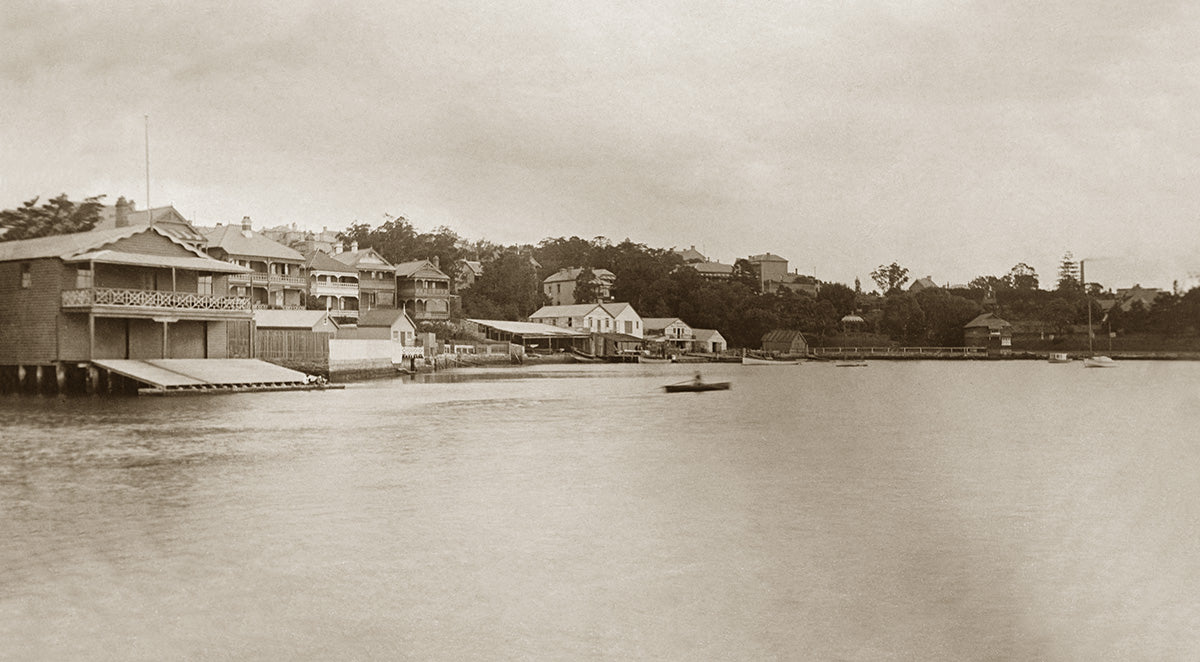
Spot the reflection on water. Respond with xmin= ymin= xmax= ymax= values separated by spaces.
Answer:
xmin=3 ymin=361 xmax=1200 ymax=660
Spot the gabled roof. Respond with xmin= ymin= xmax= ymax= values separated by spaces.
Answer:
xmin=964 ymin=313 xmax=1012 ymax=329
xmin=0 ymin=225 xmax=249 ymax=273
xmin=909 ymin=276 xmax=939 ymax=292
xmin=674 ymin=246 xmax=706 ymax=263
xmin=357 ymin=308 xmax=415 ymax=328
xmin=394 ymin=259 xmax=449 ymax=279
xmin=762 ymin=329 xmax=807 ymax=343
xmin=599 ymin=302 xmax=639 ymax=317
xmin=692 ymin=328 xmax=725 ymax=342
xmin=331 ymin=248 xmax=395 ymax=271
xmin=458 ymin=260 xmax=483 ymax=276
xmin=204 ymin=224 xmax=304 ymax=261
xmin=95 ymin=204 xmax=207 ymax=244
xmin=643 ymin=317 xmax=689 ymax=331
xmin=542 ymin=267 xmax=616 ymax=284
xmin=253 ymin=310 xmax=339 ymax=330
xmin=305 ymin=250 xmax=357 ymax=274
xmin=467 ymin=319 xmax=588 ymax=337
xmin=529 ymin=303 xmax=608 ymax=319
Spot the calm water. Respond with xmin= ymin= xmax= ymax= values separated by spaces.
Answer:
xmin=2 ymin=361 xmax=1199 ymax=661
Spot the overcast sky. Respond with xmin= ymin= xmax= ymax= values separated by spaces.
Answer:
xmin=3 ymin=1 xmax=1198 ymax=290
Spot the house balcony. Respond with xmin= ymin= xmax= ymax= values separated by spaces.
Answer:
xmin=228 ymin=273 xmax=307 ymax=288
xmin=401 ymin=287 xmax=450 ymax=298
xmin=61 ymin=287 xmax=252 ymax=320
xmin=311 ymin=282 xmax=359 ymax=296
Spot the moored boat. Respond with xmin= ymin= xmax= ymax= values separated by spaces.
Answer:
xmin=1083 ymin=356 xmax=1117 ymax=368
xmin=742 ymin=356 xmax=800 ymax=365
xmin=1048 ymin=353 xmax=1072 ymax=364
xmin=834 ymin=360 xmax=868 ymax=367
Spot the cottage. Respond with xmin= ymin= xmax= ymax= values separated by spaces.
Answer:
xmin=354 ymin=308 xmax=418 ymax=346
xmin=963 ymin=313 xmax=1012 ymax=350
xmin=599 ymin=302 xmax=644 ymax=338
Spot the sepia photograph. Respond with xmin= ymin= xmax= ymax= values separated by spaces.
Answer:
xmin=3 ymin=1 xmax=1199 ymax=659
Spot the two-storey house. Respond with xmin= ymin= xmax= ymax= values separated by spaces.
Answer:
xmin=394 ymin=258 xmax=452 ymax=321
xmin=542 ymin=267 xmax=615 ymax=305
xmin=0 ymin=226 xmax=252 ymax=382
xmin=643 ymin=317 xmax=695 ymax=353
xmin=331 ymin=243 xmax=396 ymax=312
xmin=529 ymin=303 xmax=616 ymax=333
xmin=204 ymin=217 xmax=306 ymax=309
xmin=305 ymin=250 xmax=359 ymax=320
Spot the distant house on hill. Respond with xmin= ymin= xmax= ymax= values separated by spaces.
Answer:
xmin=963 ymin=312 xmax=1012 ymax=349
xmin=454 ymin=259 xmax=483 ymax=292
xmin=542 ymin=267 xmax=615 ymax=305
xmin=1116 ymin=285 xmax=1164 ymax=312
xmin=673 ymin=245 xmax=707 ymax=264
xmin=909 ymin=276 xmax=939 ymax=293
xmin=761 ymin=329 xmax=808 ymax=355
xmin=690 ymin=261 xmax=734 ymax=280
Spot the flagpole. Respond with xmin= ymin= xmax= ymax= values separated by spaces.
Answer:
xmin=144 ymin=114 xmax=151 ymax=223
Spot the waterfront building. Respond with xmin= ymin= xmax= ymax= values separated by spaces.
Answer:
xmin=463 ymin=319 xmax=588 ymax=353
xmin=331 ymin=243 xmax=396 ymax=312
xmin=354 ymin=308 xmax=418 ymax=346
xmin=393 ymin=258 xmax=452 ymax=321
xmin=542 ymin=267 xmax=615 ymax=305
xmin=643 ymin=317 xmax=694 ymax=353
xmin=691 ymin=328 xmax=727 ymax=353
xmin=963 ymin=313 xmax=1013 ymax=350
xmin=305 ymin=250 xmax=359 ymax=321
xmin=252 ymin=309 xmax=340 ymax=376
xmin=204 ymin=217 xmax=307 ymax=310
xmin=761 ymin=329 xmax=809 ymax=355
xmin=529 ymin=303 xmax=616 ymax=333
xmin=0 ymin=226 xmax=251 ymax=375
xmin=600 ymin=302 xmax=644 ymax=338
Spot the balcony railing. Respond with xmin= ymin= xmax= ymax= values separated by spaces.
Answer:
xmin=229 ymin=273 xmax=307 ymax=287
xmin=311 ymin=282 xmax=359 ymax=295
xmin=402 ymin=287 xmax=450 ymax=297
xmin=62 ymin=287 xmax=251 ymax=311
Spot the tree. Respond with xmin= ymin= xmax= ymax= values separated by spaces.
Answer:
xmin=460 ymin=249 xmax=544 ymax=320
xmin=871 ymin=262 xmax=910 ymax=295
xmin=817 ymin=282 xmax=857 ymax=317
xmin=1008 ymin=262 xmax=1039 ymax=290
xmin=879 ymin=293 xmax=925 ymax=343
xmin=1056 ymin=252 xmax=1080 ymax=291
xmin=573 ymin=267 xmax=603 ymax=304
xmin=0 ymin=194 xmax=105 ymax=241
xmin=732 ymin=258 xmax=761 ymax=293
xmin=914 ymin=289 xmax=980 ymax=345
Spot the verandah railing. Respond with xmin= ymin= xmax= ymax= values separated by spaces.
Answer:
xmin=62 ymin=287 xmax=252 ymax=311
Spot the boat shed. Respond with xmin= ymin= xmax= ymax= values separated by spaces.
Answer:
xmin=464 ymin=319 xmax=589 ymax=353
xmin=761 ymin=329 xmax=808 ymax=355
xmin=963 ymin=313 xmax=1012 ymax=350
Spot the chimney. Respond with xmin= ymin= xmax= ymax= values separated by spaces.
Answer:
xmin=240 ymin=216 xmax=253 ymax=231
xmin=431 ymin=255 xmax=440 ymax=268
xmin=350 ymin=241 xmax=358 ymax=252
xmin=114 ymin=197 xmax=131 ymax=227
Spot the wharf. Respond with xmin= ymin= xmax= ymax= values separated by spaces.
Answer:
xmin=91 ymin=359 xmax=339 ymax=395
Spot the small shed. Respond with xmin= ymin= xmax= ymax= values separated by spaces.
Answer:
xmin=963 ymin=313 xmax=1012 ymax=349
xmin=252 ymin=310 xmax=340 ymax=374
xmin=761 ymin=329 xmax=808 ymax=355
xmin=354 ymin=308 xmax=418 ymax=346
xmin=692 ymin=329 xmax=727 ymax=353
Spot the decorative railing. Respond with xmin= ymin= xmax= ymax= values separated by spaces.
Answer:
xmin=311 ymin=282 xmax=359 ymax=295
xmin=229 ymin=273 xmax=306 ymax=286
xmin=403 ymin=287 xmax=450 ymax=297
xmin=62 ymin=288 xmax=252 ymax=311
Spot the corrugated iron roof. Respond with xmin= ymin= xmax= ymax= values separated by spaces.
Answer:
xmin=305 ymin=250 xmax=357 ymax=274
xmin=204 ymin=225 xmax=304 ymax=261
xmin=394 ymin=259 xmax=449 ymax=278
xmin=467 ymin=319 xmax=587 ymax=337
xmin=530 ymin=303 xmax=606 ymax=319
xmin=0 ymin=226 xmax=248 ymax=274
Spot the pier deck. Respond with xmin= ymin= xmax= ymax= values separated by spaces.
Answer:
xmin=91 ymin=359 xmax=339 ymax=395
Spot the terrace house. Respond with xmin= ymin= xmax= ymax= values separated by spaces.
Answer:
xmin=0 ymin=226 xmax=251 ymax=371
xmin=332 ymin=243 xmax=396 ymax=312
xmin=204 ymin=217 xmax=306 ymax=310
xmin=394 ymin=258 xmax=452 ymax=321
xmin=305 ymin=250 xmax=359 ymax=321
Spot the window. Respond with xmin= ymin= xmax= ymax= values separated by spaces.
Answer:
xmin=198 ymin=275 xmax=213 ymax=296
xmin=75 ymin=267 xmax=93 ymax=289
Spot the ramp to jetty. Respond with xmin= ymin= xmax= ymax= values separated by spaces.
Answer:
xmin=91 ymin=359 xmax=336 ymax=395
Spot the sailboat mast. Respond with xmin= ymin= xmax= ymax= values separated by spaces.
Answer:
xmin=1081 ymin=259 xmax=1093 ymax=354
